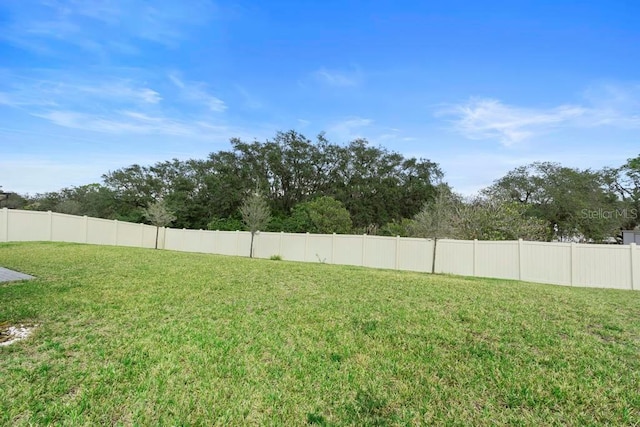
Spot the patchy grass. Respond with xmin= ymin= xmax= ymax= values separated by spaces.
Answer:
xmin=1 ymin=242 xmax=639 ymax=426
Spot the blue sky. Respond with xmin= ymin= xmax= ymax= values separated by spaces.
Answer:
xmin=1 ymin=0 xmax=639 ymax=195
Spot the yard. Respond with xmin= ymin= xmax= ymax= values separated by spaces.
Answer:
xmin=1 ymin=242 xmax=639 ymax=425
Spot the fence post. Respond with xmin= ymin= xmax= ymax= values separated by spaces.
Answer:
xmin=518 ymin=239 xmax=523 ymax=281
xmin=431 ymin=238 xmax=437 ymax=274
xmin=84 ymin=216 xmax=89 ymax=243
xmin=570 ymin=243 xmax=577 ymax=287
xmin=254 ymin=231 xmax=260 ymax=258
xmin=304 ymin=232 xmax=309 ymax=261
xmin=1 ymin=208 xmax=8 ymax=242
xmin=48 ymin=211 xmax=53 ymax=241
xmin=113 ymin=220 xmax=119 ymax=246
xmin=160 ymin=227 xmax=166 ymax=250
xmin=362 ymin=234 xmax=367 ymax=266
xmin=279 ymin=231 xmax=284 ymax=257
xmin=236 ymin=230 xmax=240 ymax=256
xmin=473 ymin=239 xmax=478 ymax=277
xmin=332 ymin=233 xmax=336 ymax=264
xmin=395 ymin=235 xmax=400 ymax=270
xmin=630 ymin=243 xmax=637 ymax=291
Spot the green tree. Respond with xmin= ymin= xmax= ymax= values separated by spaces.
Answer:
xmin=207 ymin=216 xmax=245 ymax=231
xmin=55 ymin=200 xmax=84 ymax=216
xmin=25 ymin=184 xmax=117 ymax=218
xmin=407 ymin=190 xmax=548 ymax=242
xmin=50 ymin=130 xmax=443 ymax=231
xmin=601 ymin=154 xmax=640 ymax=231
xmin=0 ymin=187 xmax=27 ymax=209
xmin=454 ymin=198 xmax=549 ymax=241
xmin=407 ymin=185 xmax=460 ymax=239
xmin=378 ymin=218 xmax=414 ymax=237
xmin=143 ymin=200 xmax=177 ymax=249
xmin=332 ymin=139 xmax=442 ymax=229
xmin=486 ymin=162 xmax=622 ymax=241
xmin=240 ymin=192 xmax=271 ymax=258
xmin=287 ymin=196 xmax=352 ymax=234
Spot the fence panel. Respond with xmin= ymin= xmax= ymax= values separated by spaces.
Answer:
xmin=51 ymin=213 xmax=85 ymax=243
xmin=306 ymin=234 xmax=333 ymax=263
xmin=236 ymin=232 xmax=252 ymax=257
xmin=199 ymin=230 xmax=219 ymax=254
xmin=0 ymin=209 xmax=6 ymax=241
xmin=253 ymin=232 xmax=282 ymax=259
xmin=214 ymin=231 xmax=247 ymax=256
xmin=200 ymin=230 xmax=251 ymax=257
xmin=116 ymin=221 xmax=145 ymax=248
xmin=475 ymin=240 xmax=520 ymax=280
xmin=521 ymin=241 xmax=571 ymax=286
xmin=279 ymin=233 xmax=307 ymax=262
xmin=573 ymin=244 xmax=632 ymax=289
xmin=142 ymin=225 xmax=158 ymax=249
xmin=435 ymin=240 xmax=474 ymax=276
xmin=398 ymin=238 xmax=434 ymax=272
xmin=363 ymin=235 xmax=397 ymax=270
xmin=333 ymin=235 xmax=365 ymax=266
xmin=164 ymin=228 xmax=184 ymax=252
xmin=164 ymin=228 xmax=198 ymax=253
xmin=633 ymin=244 xmax=640 ymax=291
xmin=182 ymin=229 xmax=205 ymax=253
xmin=7 ymin=210 xmax=50 ymax=241
xmin=86 ymin=217 xmax=115 ymax=245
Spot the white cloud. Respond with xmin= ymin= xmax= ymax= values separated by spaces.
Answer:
xmin=439 ymin=98 xmax=586 ymax=146
xmin=0 ymin=0 xmax=217 ymax=55
xmin=327 ymin=117 xmax=373 ymax=141
xmin=0 ymin=75 xmax=161 ymax=108
xmin=580 ymin=82 xmax=640 ymax=128
xmin=74 ymin=82 xmax=162 ymax=104
xmin=312 ymin=67 xmax=362 ymax=87
xmin=0 ymin=70 xmax=234 ymax=139
xmin=169 ymin=73 xmax=227 ymax=112
xmin=33 ymin=110 xmax=226 ymax=138
xmin=235 ymin=85 xmax=262 ymax=109
xmin=439 ymin=87 xmax=640 ymax=146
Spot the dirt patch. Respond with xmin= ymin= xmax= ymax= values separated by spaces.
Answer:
xmin=0 ymin=322 xmax=38 ymax=346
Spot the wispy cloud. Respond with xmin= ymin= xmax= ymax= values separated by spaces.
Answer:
xmin=439 ymin=98 xmax=585 ymax=146
xmin=0 ymin=69 xmax=235 ymax=140
xmin=234 ymin=85 xmax=262 ymax=109
xmin=311 ymin=67 xmax=363 ymax=87
xmin=0 ymin=0 xmax=216 ymax=55
xmin=0 ymin=76 xmax=161 ymax=110
xmin=581 ymin=82 xmax=640 ymax=127
xmin=169 ymin=73 xmax=227 ymax=112
xmin=32 ymin=110 xmax=225 ymax=137
xmin=439 ymin=85 xmax=640 ymax=146
xmin=327 ymin=117 xmax=373 ymax=141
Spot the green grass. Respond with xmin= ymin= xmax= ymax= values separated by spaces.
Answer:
xmin=1 ymin=242 xmax=639 ymax=426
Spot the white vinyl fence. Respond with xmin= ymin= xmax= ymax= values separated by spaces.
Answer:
xmin=0 ymin=209 xmax=159 ymax=248
xmin=1 ymin=208 xmax=638 ymax=291
xmin=435 ymin=239 xmax=639 ymax=290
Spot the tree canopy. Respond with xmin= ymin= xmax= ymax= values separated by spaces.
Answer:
xmin=9 ymin=132 xmax=638 ymax=243
xmin=96 ymin=130 xmax=443 ymax=231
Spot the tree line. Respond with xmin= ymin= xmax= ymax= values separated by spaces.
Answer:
xmin=3 ymin=130 xmax=639 ymax=243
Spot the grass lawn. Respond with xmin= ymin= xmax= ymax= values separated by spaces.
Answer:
xmin=1 ymin=242 xmax=639 ymax=426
